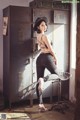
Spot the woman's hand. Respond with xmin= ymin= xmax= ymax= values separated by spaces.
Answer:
xmin=53 ymin=57 xmax=57 ymax=65
xmin=54 ymin=59 xmax=57 ymax=65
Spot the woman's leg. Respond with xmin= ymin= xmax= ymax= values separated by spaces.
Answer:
xmin=38 ymin=77 xmax=44 ymax=104
xmin=36 ymin=65 xmax=45 ymax=104
xmin=36 ymin=82 xmax=43 ymax=105
xmin=44 ymin=54 xmax=59 ymax=74
xmin=36 ymin=78 xmax=43 ymax=108
xmin=36 ymin=77 xmax=47 ymax=111
xmin=38 ymin=78 xmax=47 ymax=111
xmin=36 ymin=55 xmax=45 ymax=104
xmin=36 ymin=55 xmax=47 ymax=110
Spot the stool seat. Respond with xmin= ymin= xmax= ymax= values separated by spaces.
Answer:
xmin=44 ymin=74 xmax=59 ymax=82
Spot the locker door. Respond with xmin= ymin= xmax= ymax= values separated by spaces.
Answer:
xmin=10 ymin=6 xmax=33 ymax=103
xmin=3 ymin=6 xmax=33 ymax=105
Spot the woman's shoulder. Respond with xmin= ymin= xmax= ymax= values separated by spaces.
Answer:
xmin=41 ymin=34 xmax=47 ymax=40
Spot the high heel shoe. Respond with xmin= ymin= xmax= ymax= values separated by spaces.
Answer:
xmin=38 ymin=104 xmax=48 ymax=112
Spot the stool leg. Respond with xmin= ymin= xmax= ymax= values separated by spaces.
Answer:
xmin=58 ymin=80 xmax=61 ymax=102
xmin=30 ymin=94 xmax=33 ymax=107
xmin=50 ymin=82 xmax=53 ymax=103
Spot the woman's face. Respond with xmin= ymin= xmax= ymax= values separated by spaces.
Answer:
xmin=38 ymin=21 xmax=47 ymax=33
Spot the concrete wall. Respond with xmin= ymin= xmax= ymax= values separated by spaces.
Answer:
xmin=74 ymin=4 xmax=80 ymax=120
xmin=69 ymin=3 xmax=77 ymax=102
xmin=0 ymin=0 xmax=33 ymax=92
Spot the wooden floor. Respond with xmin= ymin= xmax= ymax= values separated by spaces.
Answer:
xmin=0 ymin=92 xmax=75 ymax=120
xmin=0 ymin=101 xmax=75 ymax=120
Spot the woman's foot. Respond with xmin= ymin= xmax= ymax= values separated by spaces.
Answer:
xmin=39 ymin=104 xmax=48 ymax=111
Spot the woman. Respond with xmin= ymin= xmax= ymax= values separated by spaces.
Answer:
xmin=34 ymin=17 xmax=58 ymax=111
